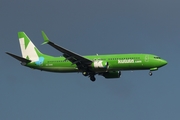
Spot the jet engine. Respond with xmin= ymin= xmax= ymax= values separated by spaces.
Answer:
xmin=91 ymin=60 xmax=109 ymax=72
xmin=102 ymin=71 xmax=121 ymax=78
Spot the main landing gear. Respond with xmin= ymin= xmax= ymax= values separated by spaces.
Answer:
xmin=90 ymin=75 xmax=96 ymax=82
xmin=149 ymin=71 xmax=153 ymax=76
xmin=82 ymin=71 xmax=96 ymax=82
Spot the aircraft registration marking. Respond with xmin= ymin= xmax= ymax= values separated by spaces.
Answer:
xmin=46 ymin=64 xmax=53 ymax=66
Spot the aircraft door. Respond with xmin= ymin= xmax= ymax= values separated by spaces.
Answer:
xmin=145 ymin=55 xmax=149 ymax=62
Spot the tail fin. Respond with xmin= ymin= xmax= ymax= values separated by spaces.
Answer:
xmin=18 ymin=32 xmax=42 ymax=61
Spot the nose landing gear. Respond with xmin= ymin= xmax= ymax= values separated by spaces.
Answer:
xmin=149 ymin=71 xmax=153 ymax=76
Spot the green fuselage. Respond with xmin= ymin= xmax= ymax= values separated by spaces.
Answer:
xmin=26 ymin=53 xmax=167 ymax=73
xmin=6 ymin=31 xmax=168 ymax=81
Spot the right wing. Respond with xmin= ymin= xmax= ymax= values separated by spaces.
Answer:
xmin=41 ymin=31 xmax=93 ymax=70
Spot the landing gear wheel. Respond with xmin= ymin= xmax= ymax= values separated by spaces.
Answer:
xmin=149 ymin=71 xmax=152 ymax=76
xmin=90 ymin=76 xmax=96 ymax=82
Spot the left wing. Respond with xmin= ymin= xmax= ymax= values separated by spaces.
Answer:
xmin=41 ymin=31 xmax=93 ymax=70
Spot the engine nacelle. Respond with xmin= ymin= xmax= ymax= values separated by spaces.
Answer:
xmin=91 ymin=60 xmax=108 ymax=69
xmin=102 ymin=71 xmax=121 ymax=78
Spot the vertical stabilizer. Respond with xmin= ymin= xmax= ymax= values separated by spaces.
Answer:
xmin=18 ymin=32 xmax=42 ymax=61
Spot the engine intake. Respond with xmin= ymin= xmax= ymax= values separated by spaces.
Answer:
xmin=91 ymin=60 xmax=109 ymax=69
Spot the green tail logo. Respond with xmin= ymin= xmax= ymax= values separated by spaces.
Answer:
xmin=18 ymin=32 xmax=42 ymax=61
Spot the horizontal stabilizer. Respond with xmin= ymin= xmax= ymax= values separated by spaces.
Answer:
xmin=6 ymin=52 xmax=31 ymax=63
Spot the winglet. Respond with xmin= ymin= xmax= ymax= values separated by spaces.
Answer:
xmin=41 ymin=31 xmax=50 ymax=45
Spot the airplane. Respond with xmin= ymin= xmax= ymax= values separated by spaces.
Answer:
xmin=6 ymin=31 xmax=167 ymax=81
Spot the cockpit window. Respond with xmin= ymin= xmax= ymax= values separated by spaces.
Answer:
xmin=154 ymin=56 xmax=161 ymax=59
